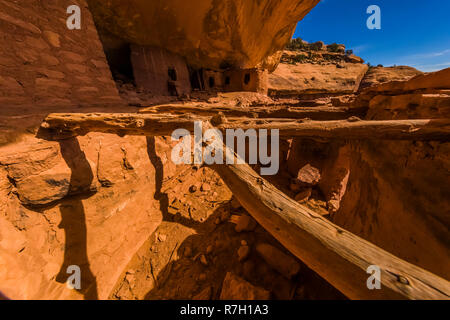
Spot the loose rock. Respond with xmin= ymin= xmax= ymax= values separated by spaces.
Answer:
xmin=219 ymin=272 xmax=270 ymax=300
xmin=237 ymin=245 xmax=250 ymax=262
xmin=230 ymin=197 xmax=242 ymax=210
xmin=235 ymin=215 xmax=257 ymax=232
xmin=256 ymin=243 xmax=300 ymax=279
xmin=200 ymin=254 xmax=208 ymax=266
xmin=296 ymin=164 xmax=321 ymax=186
xmin=184 ymin=246 xmax=192 ymax=258
xmin=294 ymin=188 xmax=312 ymax=203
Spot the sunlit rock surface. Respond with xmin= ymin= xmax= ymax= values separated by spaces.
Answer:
xmin=87 ymin=0 xmax=320 ymax=70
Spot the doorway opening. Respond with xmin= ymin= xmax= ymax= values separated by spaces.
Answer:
xmin=209 ymin=76 xmax=215 ymax=88
xmin=244 ymin=73 xmax=251 ymax=85
xmin=168 ymin=68 xmax=177 ymax=81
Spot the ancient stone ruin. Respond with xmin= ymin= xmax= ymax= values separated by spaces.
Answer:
xmin=0 ymin=0 xmax=449 ymax=300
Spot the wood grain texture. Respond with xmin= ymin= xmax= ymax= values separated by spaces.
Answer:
xmin=139 ymin=104 xmax=367 ymax=120
xmin=41 ymin=113 xmax=450 ymax=141
xmin=38 ymin=114 xmax=450 ymax=299
xmin=204 ymin=120 xmax=450 ymax=300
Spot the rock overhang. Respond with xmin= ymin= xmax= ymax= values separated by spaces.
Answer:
xmin=86 ymin=0 xmax=320 ymax=70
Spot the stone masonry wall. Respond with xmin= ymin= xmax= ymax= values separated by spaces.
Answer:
xmin=0 ymin=0 xmax=173 ymax=300
xmin=130 ymin=45 xmax=191 ymax=96
xmin=0 ymin=0 xmax=121 ymax=108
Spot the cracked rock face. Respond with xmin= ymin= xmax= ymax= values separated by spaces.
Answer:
xmin=87 ymin=0 xmax=319 ymax=70
xmin=0 ymin=134 xmax=173 ymax=299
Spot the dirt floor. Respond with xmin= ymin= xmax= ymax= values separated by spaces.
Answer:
xmin=108 ymin=162 xmax=345 ymax=300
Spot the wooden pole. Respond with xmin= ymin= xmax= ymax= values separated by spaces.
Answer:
xmin=139 ymin=104 xmax=367 ymax=120
xmin=38 ymin=113 xmax=450 ymax=299
xmin=41 ymin=113 xmax=450 ymax=141
xmin=202 ymin=120 xmax=450 ymax=300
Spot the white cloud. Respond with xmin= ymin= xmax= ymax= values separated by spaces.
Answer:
xmin=407 ymin=49 xmax=450 ymax=60
xmin=411 ymin=61 xmax=450 ymax=72
xmin=351 ymin=44 xmax=370 ymax=54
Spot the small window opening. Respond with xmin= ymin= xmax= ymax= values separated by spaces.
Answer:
xmin=225 ymin=76 xmax=231 ymax=85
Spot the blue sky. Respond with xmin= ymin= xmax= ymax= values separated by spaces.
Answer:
xmin=293 ymin=0 xmax=450 ymax=72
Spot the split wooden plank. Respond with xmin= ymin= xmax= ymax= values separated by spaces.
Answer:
xmin=41 ymin=113 xmax=450 ymax=141
xmin=139 ymin=104 xmax=367 ymax=120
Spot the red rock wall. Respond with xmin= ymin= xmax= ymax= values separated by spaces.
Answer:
xmin=333 ymin=139 xmax=450 ymax=280
xmin=130 ymin=45 xmax=191 ymax=96
xmin=287 ymin=139 xmax=450 ymax=281
xmin=86 ymin=0 xmax=320 ymax=70
xmin=0 ymin=0 xmax=121 ymax=108
xmin=0 ymin=134 xmax=186 ymax=299
xmin=224 ymin=68 xmax=269 ymax=94
xmin=0 ymin=1 xmax=179 ymax=300
xmin=286 ymin=70 xmax=450 ymax=281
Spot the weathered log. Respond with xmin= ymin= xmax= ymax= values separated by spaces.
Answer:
xmin=222 ymin=118 xmax=450 ymax=140
xmin=38 ymin=113 xmax=450 ymax=299
xmin=41 ymin=113 xmax=450 ymax=141
xmin=203 ymin=121 xmax=450 ymax=300
xmin=139 ymin=104 xmax=367 ymax=120
xmin=40 ymin=113 xmax=208 ymax=138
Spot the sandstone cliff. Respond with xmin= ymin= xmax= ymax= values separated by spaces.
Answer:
xmin=0 ymin=0 xmax=326 ymax=300
xmin=0 ymin=0 xmax=162 ymax=300
xmin=268 ymin=44 xmax=369 ymax=97
xmin=359 ymin=65 xmax=423 ymax=91
xmin=286 ymin=68 xmax=450 ymax=280
xmin=87 ymin=0 xmax=320 ymax=70
xmin=268 ymin=43 xmax=425 ymax=98
xmin=1 ymin=0 xmax=449 ymax=301
xmin=0 ymin=134 xmax=184 ymax=299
